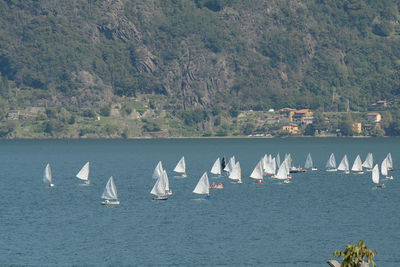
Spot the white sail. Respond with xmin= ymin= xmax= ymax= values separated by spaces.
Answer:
xmin=338 ymin=155 xmax=349 ymax=171
xmin=210 ymin=158 xmax=221 ymax=175
xmin=381 ymin=158 xmax=388 ymax=176
xmin=76 ymin=162 xmax=90 ymax=181
xmin=304 ymin=153 xmax=313 ymax=169
xmin=264 ymin=157 xmax=276 ymax=175
xmin=163 ymin=170 xmax=170 ymax=192
xmin=43 ymin=163 xmax=52 ymax=185
xmin=351 ymin=155 xmax=363 ymax=172
xmin=372 ymin=164 xmax=379 ymax=184
xmin=224 ymin=156 xmax=235 ymax=173
xmin=386 ymin=153 xmax=393 ymax=169
xmin=174 ymin=156 xmax=186 ymax=174
xmin=274 ymin=161 xmax=288 ymax=179
xmin=276 ymin=153 xmax=281 ymax=167
xmin=250 ymin=161 xmax=264 ymax=180
xmin=152 ymin=161 xmax=163 ymax=179
xmin=262 ymin=155 xmax=268 ymax=172
xmin=151 ymin=172 xmax=167 ymax=196
xmin=326 ymin=153 xmax=336 ymax=169
xmin=193 ymin=172 xmax=210 ymax=195
xmin=362 ymin=153 xmax=373 ymax=169
xmin=102 ymin=176 xmax=118 ymax=200
xmin=229 ymin=161 xmax=241 ymax=181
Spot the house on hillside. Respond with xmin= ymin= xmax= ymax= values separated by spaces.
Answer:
xmin=352 ymin=123 xmax=362 ymax=134
xmin=293 ymin=109 xmax=314 ymax=124
xmin=282 ymin=123 xmax=299 ymax=134
xmin=6 ymin=110 xmax=19 ymax=120
xmin=371 ymin=100 xmax=387 ymax=109
xmin=278 ymin=108 xmax=296 ymax=121
xmin=367 ymin=113 xmax=381 ymax=122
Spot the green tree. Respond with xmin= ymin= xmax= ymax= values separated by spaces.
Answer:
xmin=303 ymin=124 xmax=315 ymax=136
xmin=338 ymin=114 xmax=354 ymax=136
xmin=334 ymin=240 xmax=377 ymax=267
xmin=99 ymin=104 xmax=111 ymax=117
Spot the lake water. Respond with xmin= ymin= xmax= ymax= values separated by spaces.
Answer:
xmin=1 ymin=138 xmax=399 ymax=266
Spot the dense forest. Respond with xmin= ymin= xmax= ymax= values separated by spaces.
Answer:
xmin=0 ymin=0 xmax=399 ymax=112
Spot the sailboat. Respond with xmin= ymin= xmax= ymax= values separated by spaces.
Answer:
xmin=381 ymin=157 xmax=393 ymax=180
xmin=386 ymin=153 xmax=394 ymax=171
xmin=229 ymin=161 xmax=242 ymax=183
xmin=372 ymin=164 xmax=384 ymax=188
xmin=264 ymin=156 xmax=276 ymax=176
xmin=101 ymin=176 xmax=120 ymax=205
xmin=326 ymin=153 xmax=337 ymax=171
xmin=152 ymin=161 xmax=163 ymax=179
xmin=351 ymin=155 xmax=364 ymax=174
xmin=250 ymin=160 xmax=264 ymax=183
xmin=193 ymin=172 xmax=210 ymax=199
xmin=151 ymin=170 xmax=168 ymax=200
xmin=304 ymin=153 xmax=317 ymax=171
xmin=210 ymin=158 xmax=222 ymax=177
xmin=337 ymin=155 xmax=350 ymax=174
xmin=273 ymin=159 xmax=290 ymax=183
xmin=76 ymin=162 xmax=90 ymax=185
xmin=43 ymin=163 xmax=54 ymax=187
xmin=173 ymin=156 xmax=187 ymax=177
xmin=163 ymin=170 xmax=173 ymax=195
xmin=362 ymin=153 xmax=373 ymax=171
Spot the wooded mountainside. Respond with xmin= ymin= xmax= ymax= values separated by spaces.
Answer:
xmin=0 ymin=0 xmax=399 ymax=112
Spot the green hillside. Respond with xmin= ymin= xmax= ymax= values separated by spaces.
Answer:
xmin=0 ymin=0 xmax=399 ymax=137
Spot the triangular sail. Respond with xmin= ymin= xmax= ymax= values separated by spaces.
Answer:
xmin=276 ymin=153 xmax=281 ymax=167
xmin=174 ymin=156 xmax=186 ymax=174
xmin=362 ymin=153 xmax=373 ymax=169
xmin=250 ymin=161 xmax=263 ymax=180
xmin=102 ymin=177 xmax=118 ymax=200
xmin=152 ymin=161 xmax=163 ymax=179
xmin=274 ymin=161 xmax=287 ymax=179
xmin=372 ymin=164 xmax=379 ymax=184
xmin=224 ymin=156 xmax=235 ymax=173
xmin=193 ymin=172 xmax=210 ymax=195
xmin=386 ymin=153 xmax=393 ymax=169
xmin=43 ymin=163 xmax=52 ymax=184
xmin=210 ymin=158 xmax=221 ymax=175
xmin=326 ymin=153 xmax=336 ymax=168
xmin=264 ymin=157 xmax=276 ymax=175
xmin=229 ymin=161 xmax=241 ymax=181
xmin=304 ymin=153 xmax=313 ymax=169
xmin=151 ymin=172 xmax=167 ymax=196
xmin=163 ymin=170 xmax=170 ymax=192
xmin=351 ymin=155 xmax=363 ymax=171
xmin=338 ymin=155 xmax=349 ymax=171
xmin=381 ymin=158 xmax=388 ymax=176
xmin=76 ymin=162 xmax=90 ymax=181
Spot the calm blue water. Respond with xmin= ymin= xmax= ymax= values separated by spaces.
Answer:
xmin=0 ymin=138 xmax=399 ymax=266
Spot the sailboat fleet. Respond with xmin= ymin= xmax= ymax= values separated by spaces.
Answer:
xmin=42 ymin=152 xmax=395 ymax=204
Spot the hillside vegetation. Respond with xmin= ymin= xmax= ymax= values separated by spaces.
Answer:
xmin=0 ymin=0 xmax=399 ymax=137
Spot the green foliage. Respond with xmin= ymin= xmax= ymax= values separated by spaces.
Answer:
xmin=44 ymin=119 xmax=66 ymax=135
xmin=333 ymin=240 xmax=377 ymax=267
xmin=304 ymin=124 xmax=315 ymax=136
xmin=0 ymin=97 xmax=9 ymax=119
xmin=372 ymin=21 xmax=394 ymax=37
xmin=99 ymin=104 xmax=111 ymax=117
xmin=338 ymin=114 xmax=354 ymax=136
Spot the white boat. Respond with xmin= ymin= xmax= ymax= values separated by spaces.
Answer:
xmin=193 ymin=172 xmax=210 ymax=199
xmin=386 ymin=153 xmax=394 ymax=171
xmin=362 ymin=153 xmax=373 ymax=171
xmin=351 ymin=155 xmax=364 ymax=174
xmin=76 ymin=162 xmax=90 ymax=185
xmin=264 ymin=157 xmax=276 ymax=175
xmin=337 ymin=155 xmax=350 ymax=174
xmin=210 ymin=158 xmax=221 ymax=177
xmin=381 ymin=157 xmax=393 ymax=180
xmin=151 ymin=170 xmax=168 ymax=200
xmin=43 ymin=163 xmax=54 ymax=187
xmin=250 ymin=160 xmax=264 ymax=183
xmin=229 ymin=161 xmax=242 ymax=183
xmin=101 ymin=176 xmax=120 ymax=205
xmin=304 ymin=153 xmax=312 ymax=169
xmin=326 ymin=153 xmax=337 ymax=171
xmin=173 ymin=156 xmax=187 ymax=177
xmin=273 ymin=159 xmax=290 ymax=183
xmin=372 ymin=164 xmax=384 ymax=188
xmin=276 ymin=153 xmax=281 ymax=167
xmin=152 ymin=161 xmax=163 ymax=179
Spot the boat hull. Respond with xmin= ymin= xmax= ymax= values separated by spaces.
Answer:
xmin=101 ymin=200 xmax=120 ymax=205
xmin=152 ymin=196 xmax=168 ymax=200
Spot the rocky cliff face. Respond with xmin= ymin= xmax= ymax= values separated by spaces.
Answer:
xmin=0 ymin=0 xmax=398 ymax=110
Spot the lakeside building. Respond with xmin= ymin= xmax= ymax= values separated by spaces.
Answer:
xmin=367 ymin=113 xmax=381 ymax=122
